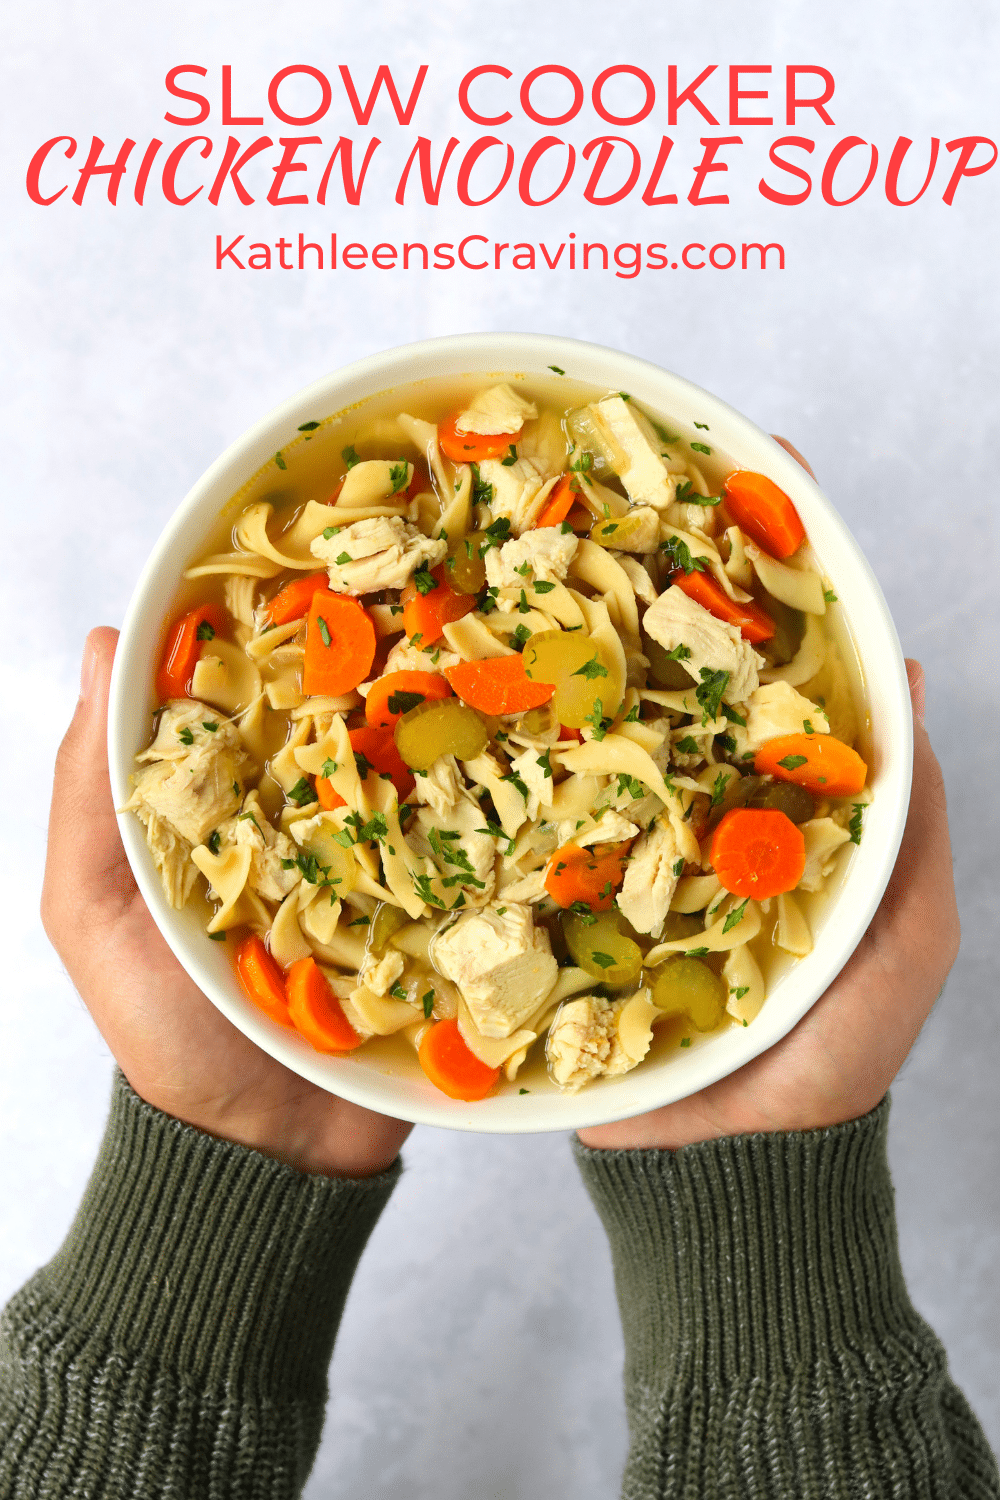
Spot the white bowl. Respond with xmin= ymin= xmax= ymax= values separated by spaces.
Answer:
xmin=109 ymin=333 xmax=912 ymax=1134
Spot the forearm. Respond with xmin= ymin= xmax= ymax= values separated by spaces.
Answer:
xmin=575 ymin=1099 xmax=999 ymax=1500
xmin=0 ymin=1070 xmax=400 ymax=1500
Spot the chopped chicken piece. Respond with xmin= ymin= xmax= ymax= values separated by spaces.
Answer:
xmin=413 ymin=754 xmax=464 ymax=817
xmin=217 ymin=793 xmax=301 ymax=903
xmin=409 ymin=797 xmax=497 ymax=906
xmin=455 ymin=383 xmax=537 ymax=435
xmin=477 ymin=457 xmax=557 ymax=535
xmin=555 ymin=810 xmax=640 ymax=847
xmin=617 ymin=817 xmax=681 ymax=937
xmin=432 ymin=904 xmax=557 ymax=1038
xmin=125 ymin=700 xmax=250 ymax=849
xmin=129 ymin=806 xmax=199 ymax=909
xmin=644 ymin=585 xmax=762 ymax=705
xmin=798 ymin=817 xmax=852 ymax=892
xmin=588 ymin=396 xmax=679 ymax=510
xmin=338 ymin=459 xmax=413 ymax=508
xmin=605 ymin=507 xmax=662 ymax=554
xmin=484 ymin=526 xmax=578 ymax=591
xmin=669 ymin=724 xmax=715 ymax=769
xmin=382 ymin=638 xmax=461 ymax=676
xmin=496 ymin=867 xmax=548 ymax=904
xmin=744 ymin=681 xmax=830 ymax=755
xmin=546 ymin=995 xmax=637 ymax=1092
xmin=358 ymin=947 xmax=405 ymax=997
xmin=508 ymin=745 xmax=554 ymax=820
xmin=614 ymin=554 xmax=658 ymax=605
xmin=311 ymin=516 xmax=446 ymax=594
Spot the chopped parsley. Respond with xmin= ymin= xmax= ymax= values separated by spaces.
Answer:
xmin=722 ymin=898 xmax=750 ymax=934
xmin=322 ymin=525 xmax=340 ymax=539
xmin=685 ymin=946 xmax=710 ymax=958
xmin=178 ymin=726 xmax=195 ymax=745
xmin=674 ymin=478 xmax=722 ymax=507
xmin=719 ymin=734 xmax=737 ymax=754
xmin=412 ymin=564 xmax=439 ymax=596
xmin=422 ymin=989 xmax=435 ymax=1018
xmin=665 ymin=643 xmax=692 ymax=661
xmin=298 ymin=420 xmax=320 ymax=432
xmin=202 ymin=720 xmax=218 ymax=733
xmin=476 ymin=821 xmax=516 ymax=854
xmin=803 ymin=719 xmax=814 ymax=735
xmin=730 ymin=984 xmax=750 ymax=1001
xmin=695 ymin=667 xmax=730 ymax=725
xmin=389 ymin=459 xmax=410 ymax=494
xmin=548 ymin=365 xmax=565 ymax=375
xmin=348 ymin=915 xmax=370 ymax=927
xmin=660 ymin=535 xmax=708 ymax=575
xmin=560 ymin=520 xmax=574 ymax=534
xmin=207 ymin=830 xmax=221 ymax=855
xmin=672 ymin=857 xmax=684 ymax=876
xmin=777 ymin=754 xmax=808 ymax=771
xmin=196 ymin=620 xmax=216 ymax=641
xmin=823 ymin=589 xmax=838 ymax=603
xmin=848 ymin=804 xmax=865 ymax=845
xmin=676 ymin=735 xmax=700 ymax=754
xmin=572 ymin=655 xmax=608 ymax=681
xmin=680 ymin=1037 xmax=691 ymax=1048
xmin=514 ymin=560 xmax=532 ymax=577
xmin=471 ymin=463 xmax=496 ymax=508
xmin=274 ymin=450 xmax=287 ymax=470
xmin=584 ymin=698 xmax=612 ymax=741
xmin=511 ymin=623 xmax=532 ymax=649
xmin=601 ymin=522 xmax=619 ymax=536
xmin=320 ymin=758 xmax=337 ymax=779
xmin=353 ymin=750 xmax=375 ymax=780
xmin=517 ymin=589 xmax=530 ymax=614
xmin=623 ymin=704 xmax=640 ymax=723
xmin=208 ymin=930 xmax=227 ymax=941
xmin=519 ymin=1087 xmax=530 ymax=1094
xmin=501 ymin=770 xmax=530 ymax=801
xmin=690 ymin=441 xmax=712 ymax=455
xmin=590 ymin=951 xmax=616 ymax=969
xmin=334 ymin=553 xmax=352 ymax=567
xmin=536 ymin=751 xmax=553 ymax=780
xmin=286 ymin=776 xmax=316 ymax=808
xmin=618 ymin=391 xmax=631 ymax=401
xmin=314 ymin=617 xmax=332 ymax=649
xmin=616 ymin=773 xmax=645 ymax=800
xmin=342 ymin=445 xmax=361 ymax=469
xmin=501 ymin=444 xmax=518 ymax=466
xmin=710 ymin=772 xmax=729 ymax=808
xmin=237 ymin=810 xmax=261 ymax=832
xmin=693 ymin=421 xmax=709 ymax=430
xmin=652 ymin=421 xmax=679 ymax=446
xmin=387 ymin=689 xmax=426 ymax=716
xmin=533 ymin=579 xmax=556 ymax=594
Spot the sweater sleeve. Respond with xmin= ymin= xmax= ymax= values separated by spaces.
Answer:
xmin=573 ymin=1098 xmax=1000 ymax=1500
xmin=0 ymin=1069 xmax=401 ymax=1500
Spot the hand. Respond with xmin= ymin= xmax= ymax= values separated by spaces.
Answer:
xmin=42 ymin=627 xmax=412 ymax=1179
xmin=579 ymin=438 xmax=959 ymax=1151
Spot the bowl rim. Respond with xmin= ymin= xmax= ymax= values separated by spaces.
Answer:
xmin=109 ymin=331 xmax=913 ymax=1134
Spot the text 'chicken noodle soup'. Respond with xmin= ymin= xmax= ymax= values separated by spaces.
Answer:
xmin=127 ymin=376 xmax=871 ymax=1102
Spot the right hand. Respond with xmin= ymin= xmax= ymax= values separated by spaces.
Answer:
xmin=42 ymin=626 xmax=412 ymax=1179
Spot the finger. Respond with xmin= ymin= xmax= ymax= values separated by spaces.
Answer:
xmin=42 ymin=628 xmax=134 ymax=945
xmin=905 ymin=657 xmax=925 ymax=722
xmin=770 ymin=434 xmax=816 ymax=479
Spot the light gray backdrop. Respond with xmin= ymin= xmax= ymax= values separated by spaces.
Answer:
xmin=2 ymin=2 xmax=998 ymax=1494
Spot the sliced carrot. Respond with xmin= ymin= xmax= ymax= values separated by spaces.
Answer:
xmin=667 ymin=571 xmax=776 ymax=644
xmin=438 ymin=411 xmax=519 ymax=464
xmin=755 ymin=733 xmax=868 ymax=797
xmin=155 ymin=603 xmax=229 ymax=701
xmin=534 ymin=473 xmax=576 ymax=530
xmin=723 ymin=471 xmax=806 ymax=560
xmin=349 ymin=725 xmax=415 ymax=802
xmin=264 ymin=573 xmax=330 ymax=626
xmin=365 ymin=670 xmax=453 ymax=730
xmin=444 ymin=654 xmax=555 ymax=716
xmin=234 ymin=934 xmax=292 ymax=1028
xmin=710 ymin=808 xmax=806 ymax=898
xmin=316 ymin=776 xmax=346 ymax=810
xmin=287 ymin=956 xmax=364 ymax=1053
xmin=418 ymin=1018 xmax=501 ymax=1101
xmin=401 ymin=565 xmax=476 ymax=645
xmin=302 ymin=590 xmax=376 ymax=696
xmin=544 ymin=841 xmax=632 ymax=912
xmin=559 ymin=724 xmax=583 ymax=742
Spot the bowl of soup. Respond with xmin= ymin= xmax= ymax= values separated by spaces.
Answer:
xmin=108 ymin=333 xmax=912 ymax=1133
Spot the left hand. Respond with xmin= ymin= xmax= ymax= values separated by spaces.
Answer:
xmin=42 ymin=626 xmax=412 ymax=1179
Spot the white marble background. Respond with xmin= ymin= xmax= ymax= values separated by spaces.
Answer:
xmin=2 ymin=2 xmax=998 ymax=1493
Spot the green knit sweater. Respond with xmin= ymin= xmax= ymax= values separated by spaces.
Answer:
xmin=0 ymin=1074 xmax=996 ymax=1499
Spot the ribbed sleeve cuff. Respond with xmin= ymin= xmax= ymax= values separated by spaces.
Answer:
xmin=29 ymin=1069 xmax=401 ymax=1394
xmin=573 ymin=1100 xmax=1000 ymax=1499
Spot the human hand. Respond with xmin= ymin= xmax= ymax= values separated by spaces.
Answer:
xmin=42 ymin=627 xmax=412 ymax=1179
xmin=579 ymin=439 xmax=959 ymax=1151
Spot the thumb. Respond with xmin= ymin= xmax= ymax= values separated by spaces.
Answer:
xmin=42 ymin=627 xmax=134 ymax=944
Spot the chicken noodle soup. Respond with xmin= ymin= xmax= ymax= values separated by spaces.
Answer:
xmin=127 ymin=376 xmax=871 ymax=1101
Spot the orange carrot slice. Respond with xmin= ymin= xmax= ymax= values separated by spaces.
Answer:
xmin=534 ymin=474 xmax=576 ymax=530
xmin=723 ymin=471 xmax=806 ymax=559
xmin=401 ymin=565 xmax=476 ymax=645
xmin=155 ymin=603 xmax=229 ymax=701
xmin=286 ymin=957 xmax=363 ymax=1053
xmin=264 ymin=573 xmax=330 ymax=626
xmin=711 ymin=807 xmax=806 ymax=898
xmin=316 ymin=776 xmax=346 ymax=810
xmin=667 ymin=571 xmax=776 ymax=644
xmin=234 ymin=934 xmax=292 ymax=1027
xmin=302 ymin=590 xmax=376 ymax=696
xmin=349 ymin=726 xmax=415 ymax=802
xmin=365 ymin=670 xmax=454 ymax=730
xmin=418 ymin=1018 xmax=501 ymax=1101
xmin=438 ymin=412 xmax=519 ymax=464
xmin=755 ymin=733 xmax=868 ymax=797
xmin=444 ymin=654 xmax=554 ymax=716
xmin=544 ymin=841 xmax=632 ymax=912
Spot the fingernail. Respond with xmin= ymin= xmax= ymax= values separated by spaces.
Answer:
xmin=80 ymin=637 xmax=99 ymax=701
xmin=905 ymin=659 xmax=925 ymax=724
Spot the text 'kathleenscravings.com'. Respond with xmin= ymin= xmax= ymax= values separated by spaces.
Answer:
xmin=213 ymin=232 xmax=786 ymax=276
